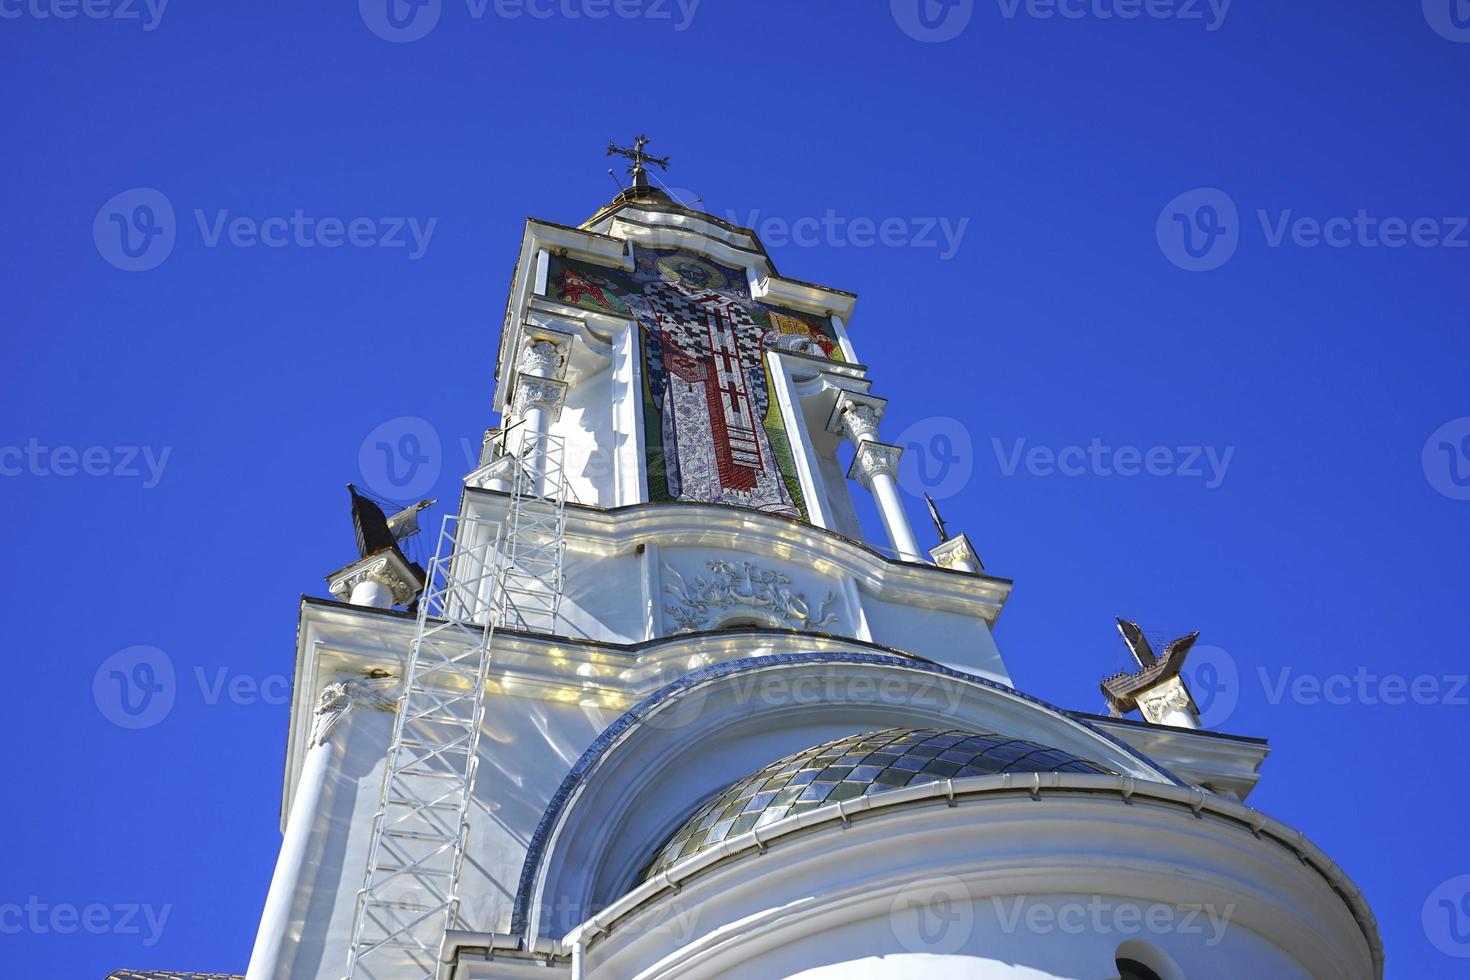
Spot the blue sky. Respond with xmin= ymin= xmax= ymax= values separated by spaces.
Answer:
xmin=4 ymin=1 xmax=1468 ymax=976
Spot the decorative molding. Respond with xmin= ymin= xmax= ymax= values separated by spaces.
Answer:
xmin=663 ymin=560 xmax=839 ymax=634
xmin=846 ymin=441 xmax=903 ymax=490
xmin=310 ymin=681 xmax=353 ymax=746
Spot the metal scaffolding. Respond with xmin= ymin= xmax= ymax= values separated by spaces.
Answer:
xmin=345 ymin=433 xmax=567 ymax=980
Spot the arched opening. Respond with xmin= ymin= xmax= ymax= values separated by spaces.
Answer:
xmin=1114 ymin=940 xmax=1184 ymax=980
xmin=1116 ymin=958 xmax=1165 ymax=980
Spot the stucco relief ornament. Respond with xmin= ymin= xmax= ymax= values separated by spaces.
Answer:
xmin=663 ymin=560 xmax=839 ymax=633
xmin=512 ymin=376 xmax=568 ymax=418
xmin=1139 ymin=681 xmax=1193 ymax=726
xmin=311 ymin=682 xmax=353 ymax=746
xmin=517 ymin=338 xmax=562 ymax=377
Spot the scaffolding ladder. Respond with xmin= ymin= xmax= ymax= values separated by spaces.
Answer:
xmin=345 ymin=433 xmax=567 ymax=980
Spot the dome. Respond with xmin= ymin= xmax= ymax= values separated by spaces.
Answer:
xmin=642 ymin=727 xmax=1112 ymax=880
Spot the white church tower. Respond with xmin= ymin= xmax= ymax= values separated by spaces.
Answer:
xmin=208 ymin=139 xmax=1383 ymax=980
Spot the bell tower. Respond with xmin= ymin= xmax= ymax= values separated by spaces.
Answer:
xmin=227 ymin=140 xmax=1380 ymax=980
xmin=475 ymin=136 xmax=932 ymax=571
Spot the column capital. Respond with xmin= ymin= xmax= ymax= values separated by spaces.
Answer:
xmin=517 ymin=324 xmax=575 ymax=380
xmin=465 ymin=451 xmax=521 ymax=491
xmin=326 ymin=549 xmax=424 ymax=608
xmin=512 ymin=375 xmax=569 ymax=421
xmin=847 ymin=440 xmax=904 ymax=490
xmin=826 ymin=390 xmax=889 ymax=445
xmin=930 ymin=533 xmax=984 ymax=574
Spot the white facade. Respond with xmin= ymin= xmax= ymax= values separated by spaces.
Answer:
xmin=242 ymin=187 xmax=1382 ymax=980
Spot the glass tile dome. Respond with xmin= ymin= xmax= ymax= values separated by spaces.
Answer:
xmin=642 ymin=727 xmax=1111 ymax=880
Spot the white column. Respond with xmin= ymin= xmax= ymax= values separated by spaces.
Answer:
xmin=836 ymin=398 xmax=924 ymax=562
xmin=853 ymin=443 xmax=924 ymax=562
xmin=509 ymin=335 xmax=570 ymax=493
xmin=245 ymin=683 xmax=356 ymax=980
xmin=348 ymin=578 xmax=393 ymax=608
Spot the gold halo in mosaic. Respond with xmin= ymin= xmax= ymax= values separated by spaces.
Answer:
xmin=656 ymin=254 xmax=728 ymax=291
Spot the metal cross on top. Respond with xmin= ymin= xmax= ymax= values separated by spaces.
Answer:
xmin=607 ymin=134 xmax=671 ymax=189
